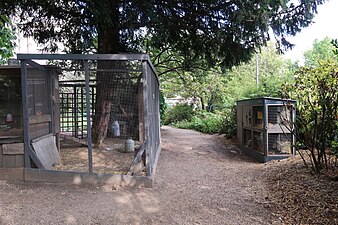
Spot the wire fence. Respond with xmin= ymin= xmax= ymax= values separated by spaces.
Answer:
xmin=59 ymin=80 xmax=96 ymax=139
xmin=18 ymin=54 xmax=160 ymax=177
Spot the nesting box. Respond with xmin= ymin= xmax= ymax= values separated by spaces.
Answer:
xmin=236 ymin=97 xmax=296 ymax=162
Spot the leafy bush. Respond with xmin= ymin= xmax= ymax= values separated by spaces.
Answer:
xmin=221 ymin=107 xmax=237 ymax=138
xmin=164 ymin=103 xmax=195 ymax=125
xmin=174 ymin=110 xmax=225 ymax=134
xmin=164 ymin=103 xmax=237 ymax=136
xmin=283 ymin=60 xmax=338 ymax=173
xmin=159 ymin=91 xmax=167 ymax=125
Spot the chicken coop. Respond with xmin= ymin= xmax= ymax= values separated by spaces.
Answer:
xmin=0 ymin=64 xmax=61 ymax=178
xmin=236 ymin=97 xmax=296 ymax=162
xmin=0 ymin=54 xmax=161 ymax=188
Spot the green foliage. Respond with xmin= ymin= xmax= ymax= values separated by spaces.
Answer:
xmin=162 ymin=41 xmax=296 ymax=137
xmin=175 ymin=111 xmax=225 ymax=134
xmin=2 ymin=0 xmax=327 ymax=144
xmin=220 ymin=42 xmax=297 ymax=106
xmin=332 ymin=39 xmax=338 ymax=56
xmin=164 ymin=103 xmax=195 ymax=125
xmin=304 ymin=37 xmax=338 ymax=67
xmin=160 ymin=68 xmax=228 ymax=112
xmin=332 ymin=139 xmax=338 ymax=158
xmin=159 ymin=91 xmax=167 ymax=124
xmin=0 ymin=0 xmax=326 ymax=67
xmin=166 ymin=105 xmax=237 ymax=136
xmin=1 ymin=1 xmax=325 ymax=142
xmin=283 ymin=60 xmax=338 ymax=172
xmin=0 ymin=15 xmax=15 ymax=64
xmin=221 ymin=107 xmax=237 ymax=138
xmin=162 ymin=42 xmax=296 ymax=110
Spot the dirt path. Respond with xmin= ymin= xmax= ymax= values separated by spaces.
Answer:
xmin=0 ymin=126 xmax=278 ymax=225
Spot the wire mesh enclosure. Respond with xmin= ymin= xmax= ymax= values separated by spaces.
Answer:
xmin=236 ymin=97 xmax=296 ymax=162
xmin=5 ymin=54 xmax=161 ymax=187
xmin=59 ymin=80 xmax=96 ymax=139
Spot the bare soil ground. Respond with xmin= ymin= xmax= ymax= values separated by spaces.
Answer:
xmin=0 ymin=126 xmax=337 ymax=225
xmin=55 ymin=137 xmax=139 ymax=174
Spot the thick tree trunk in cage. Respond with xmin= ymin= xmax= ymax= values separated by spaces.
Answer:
xmin=91 ymin=0 xmax=121 ymax=145
xmin=92 ymin=93 xmax=112 ymax=146
xmin=92 ymin=60 xmax=123 ymax=145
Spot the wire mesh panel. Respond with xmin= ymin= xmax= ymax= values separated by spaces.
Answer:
xmin=268 ymin=133 xmax=292 ymax=155
xmin=0 ymin=68 xmax=23 ymax=136
xmin=267 ymin=105 xmax=294 ymax=156
xmin=59 ymin=81 xmax=96 ymax=139
xmin=91 ymin=60 xmax=143 ymax=140
xmin=18 ymin=54 xmax=161 ymax=178
xmin=267 ymin=105 xmax=292 ymax=129
xmin=26 ymin=67 xmax=53 ymax=139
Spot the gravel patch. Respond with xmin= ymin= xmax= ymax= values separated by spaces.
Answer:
xmin=0 ymin=126 xmax=280 ymax=225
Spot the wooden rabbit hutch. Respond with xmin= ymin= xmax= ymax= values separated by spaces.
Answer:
xmin=0 ymin=54 xmax=161 ymax=188
xmin=237 ymin=97 xmax=296 ymax=162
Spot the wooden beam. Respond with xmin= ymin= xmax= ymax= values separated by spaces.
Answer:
xmin=128 ymin=143 xmax=145 ymax=175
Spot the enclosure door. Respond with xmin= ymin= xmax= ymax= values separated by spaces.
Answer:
xmin=266 ymin=104 xmax=294 ymax=156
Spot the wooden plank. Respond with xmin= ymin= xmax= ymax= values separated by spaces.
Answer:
xmin=59 ymin=134 xmax=88 ymax=146
xmin=29 ymin=114 xmax=51 ymax=125
xmin=29 ymin=122 xmax=50 ymax=140
xmin=0 ymin=145 xmax=3 ymax=168
xmin=2 ymin=155 xmax=16 ymax=168
xmin=31 ymin=133 xmax=53 ymax=143
xmin=55 ymin=133 xmax=61 ymax=152
xmin=0 ymin=168 xmax=24 ymax=180
xmin=128 ymin=143 xmax=145 ymax=176
xmin=15 ymin=155 xmax=24 ymax=167
xmin=2 ymin=142 xmax=24 ymax=155
xmin=17 ymin=53 xmax=150 ymax=61
xmin=150 ymin=144 xmax=161 ymax=177
xmin=0 ymin=128 xmax=23 ymax=137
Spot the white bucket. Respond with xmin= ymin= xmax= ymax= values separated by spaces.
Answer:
xmin=125 ymin=138 xmax=134 ymax=153
xmin=6 ymin=113 xmax=13 ymax=122
xmin=111 ymin=121 xmax=120 ymax=137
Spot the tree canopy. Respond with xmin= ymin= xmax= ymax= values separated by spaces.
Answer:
xmin=304 ymin=37 xmax=338 ymax=67
xmin=0 ymin=0 xmax=326 ymax=68
xmin=0 ymin=15 xmax=15 ymax=64
xmin=162 ymin=41 xmax=297 ymax=111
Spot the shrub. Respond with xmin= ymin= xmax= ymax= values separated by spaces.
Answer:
xmin=284 ymin=60 xmax=338 ymax=173
xmin=221 ymin=107 xmax=237 ymax=138
xmin=175 ymin=111 xmax=225 ymax=134
xmin=165 ymin=103 xmax=237 ymax=137
xmin=159 ymin=91 xmax=167 ymax=125
xmin=164 ymin=103 xmax=195 ymax=125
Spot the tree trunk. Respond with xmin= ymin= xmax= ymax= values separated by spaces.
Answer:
xmin=91 ymin=62 xmax=116 ymax=145
xmin=200 ymin=97 xmax=205 ymax=111
xmin=91 ymin=0 xmax=121 ymax=145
